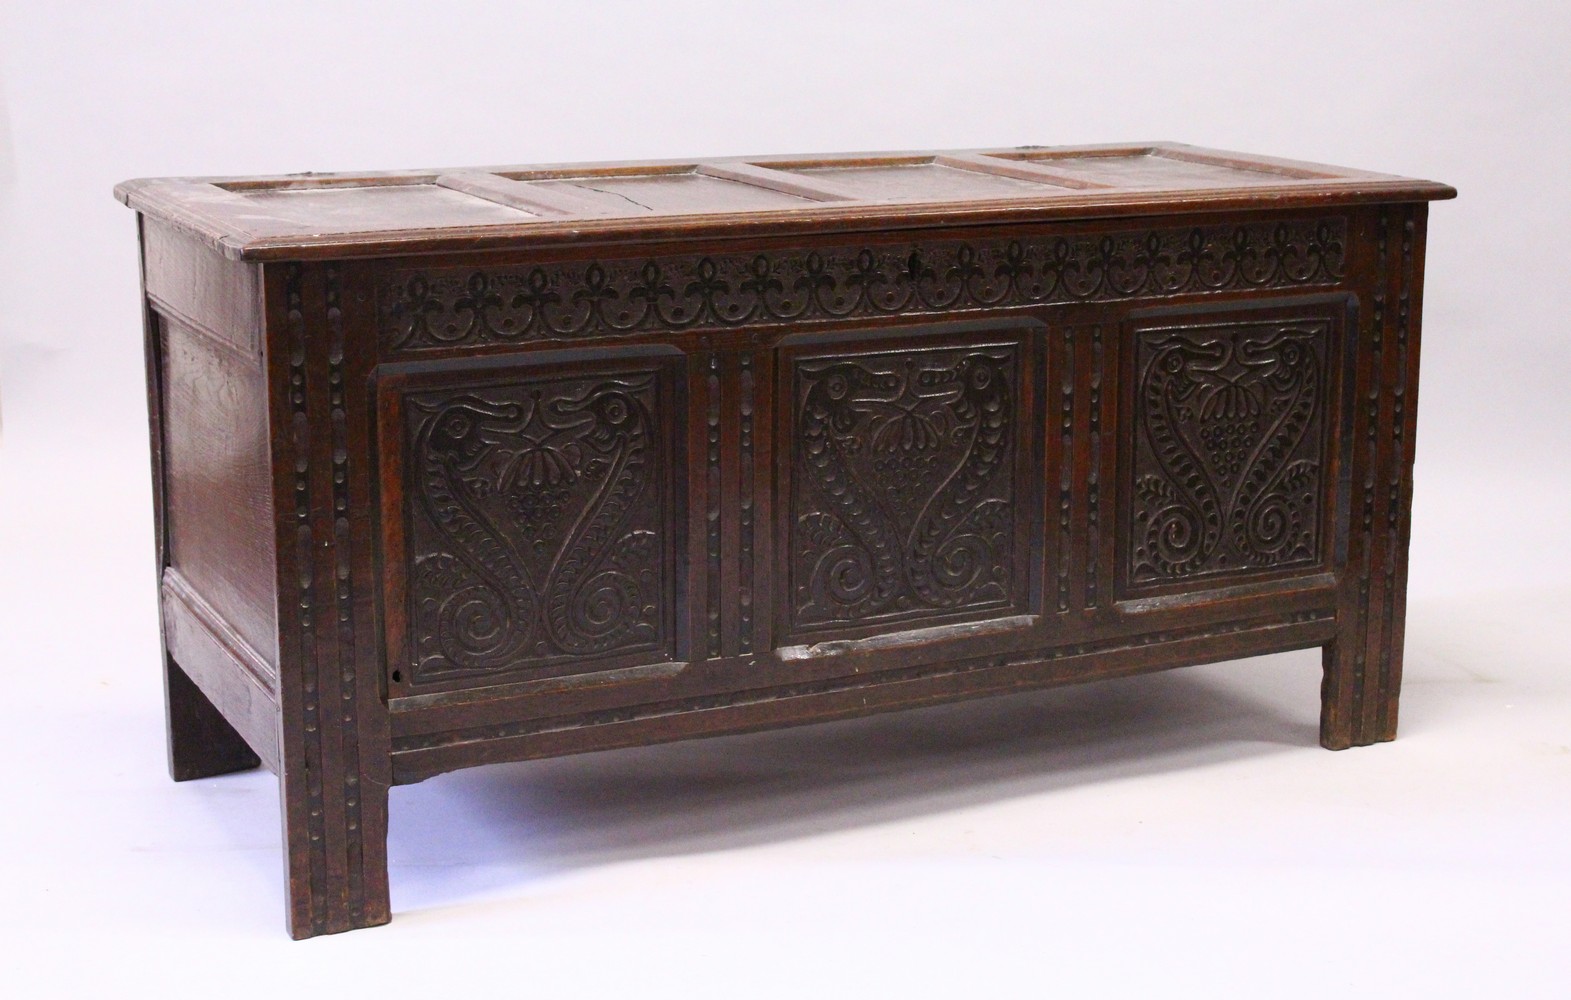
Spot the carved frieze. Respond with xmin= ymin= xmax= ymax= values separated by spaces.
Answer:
xmin=380 ymin=218 xmax=1346 ymax=352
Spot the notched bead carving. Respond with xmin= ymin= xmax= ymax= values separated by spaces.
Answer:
xmin=1126 ymin=320 xmax=1330 ymax=590
xmin=705 ymin=353 xmax=722 ymax=659
xmin=404 ymin=368 xmax=671 ymax=684
xmin=379 ymin=219 xmax=1347 ymax=352
xmin=788 ymin=343 xmax=1021 ymax=636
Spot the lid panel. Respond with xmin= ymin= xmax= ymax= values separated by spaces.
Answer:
xmin=115 ymin=143 xmax=1456 ymax=260
xmin=235 ymin=183 xmax=535 ymax=232
xmin=992 ymin=149 xmax=1324 ymax=189
xmin=783 ymin=161 xmax=1072 ymax=201
xmin=525 ymin=171 xmax=815 ymax=214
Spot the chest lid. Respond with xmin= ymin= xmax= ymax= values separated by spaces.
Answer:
xmin=116 ymin=142 xmax=1454 ymax=261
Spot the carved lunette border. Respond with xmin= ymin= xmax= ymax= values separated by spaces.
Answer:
xmin=378 ymin=218 xmax=1347 ymax=353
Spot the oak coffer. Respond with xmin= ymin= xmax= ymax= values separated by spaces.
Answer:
xmin=115 ymin=143 xmax=1454 ymax=937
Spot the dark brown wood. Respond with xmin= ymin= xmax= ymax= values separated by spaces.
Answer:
xmin=161 ymin=569 xmax=280 ymax=773
xmin=265 ymin=261 xmax=392 ymax=938
xmin=139 ymin=216 xmax=263 ymax=781
xmin=157 ymin=297 xmax=278 ymax=663
xmin=118 ymin=142 xmax=1452 ymax=937
xmin=164 ymin=654 xmax=261 ymax=781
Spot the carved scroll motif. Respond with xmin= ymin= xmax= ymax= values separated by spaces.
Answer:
xmin=1128 ymin=321 xmax=1330 ymax=587
xmin=789 ymin=345 xmax=1019 ymax=633
xmin=404 ymin=370 xmax=668 ymax=682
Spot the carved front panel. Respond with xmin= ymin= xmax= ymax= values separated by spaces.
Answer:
xmin=401 ymin=363 xmax=675 ymax=686
xmin=784 ymin=337 xmax=1025 ymax=640
xmin=1123 ymin=316 xmax=1333 ymax=594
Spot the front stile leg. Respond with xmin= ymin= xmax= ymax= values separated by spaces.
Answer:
xmin=1321 ymin=206 xmax=1424 ymax=750
xmin=275 ymin=575 xmax=392 ymax=938
xmin=1321 ymin=631 xmax=1402 ymax=749
xmin=278 ymin=730 xmax=391 ymax=938
xmin=272 ymin=261 xmax=393 ymax=938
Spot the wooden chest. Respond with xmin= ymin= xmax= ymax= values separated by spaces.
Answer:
xmin=116 ymin=143 xmax=1454 ymax=937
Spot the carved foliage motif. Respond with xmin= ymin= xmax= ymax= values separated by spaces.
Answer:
xmin=1128 ymin=321 xmax=1329 ymax=588
xmin=789 ymin=344 xmax=1019 ymax=633
xmin=404 ymin=368 xmax=669 ymax=682
xmin=380 ymin=219 xmax=1346 ymax=351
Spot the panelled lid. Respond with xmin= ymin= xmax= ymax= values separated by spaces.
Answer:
xmin=115 ymin=142 xmax=1455 ymax=261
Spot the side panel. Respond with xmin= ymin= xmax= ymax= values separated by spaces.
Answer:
xmin=149 ymin=218 xmax=278 ymax=665
xmin=143 ymin=219 xmax=280 ymax=776
xmin=160 ymin=312 xmax=279 ymax=664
